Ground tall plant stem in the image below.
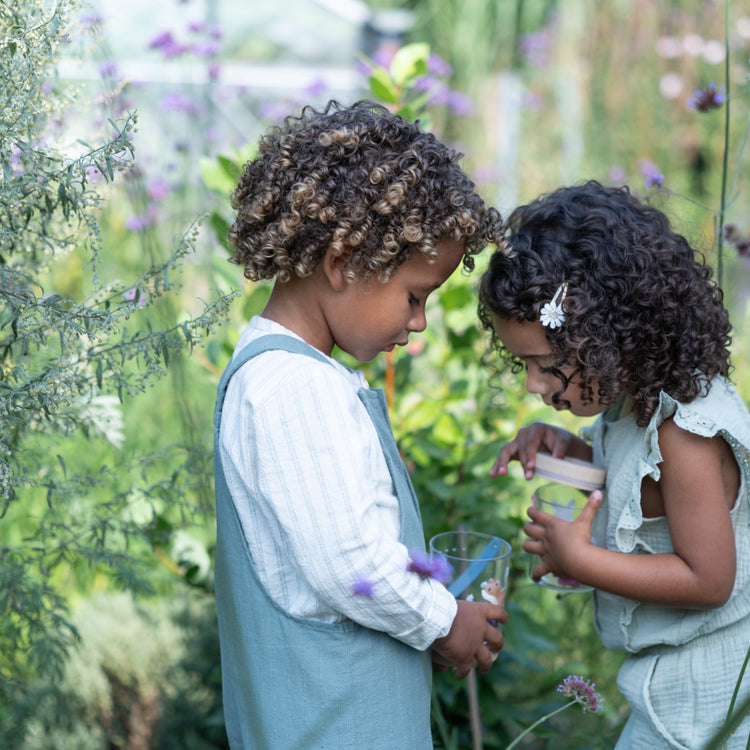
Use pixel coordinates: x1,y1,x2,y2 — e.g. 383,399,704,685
505,701,576,750
717,0,731,288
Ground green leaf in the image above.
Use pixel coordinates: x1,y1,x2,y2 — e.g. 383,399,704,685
369,68,399,104
389,43,430,86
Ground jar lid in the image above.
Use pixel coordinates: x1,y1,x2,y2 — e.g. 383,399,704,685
534,452,606,491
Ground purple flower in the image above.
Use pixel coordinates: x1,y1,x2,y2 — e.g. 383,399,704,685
191,40,220,58
125,214,152,232
639,159,664,190
149,31,188,58
303,78,328,98
519,31,552,68
146,177,170,202
159,92,203,116
427,54,452,77
557,675,604,713
407,550,453,585
98,60,118,78
352,576,375,598
724,224,750,255
688,82,726,112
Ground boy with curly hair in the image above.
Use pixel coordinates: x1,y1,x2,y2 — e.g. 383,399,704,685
213,100,506,749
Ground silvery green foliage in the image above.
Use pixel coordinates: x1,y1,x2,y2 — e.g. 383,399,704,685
0,0,233,700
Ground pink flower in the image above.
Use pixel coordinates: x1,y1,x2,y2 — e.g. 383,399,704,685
557,675,604,713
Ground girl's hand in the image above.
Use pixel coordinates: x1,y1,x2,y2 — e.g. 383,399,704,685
523,490,603,582
491,423,580,480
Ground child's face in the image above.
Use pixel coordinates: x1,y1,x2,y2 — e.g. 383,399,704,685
329,238,465,363
492,316,605,417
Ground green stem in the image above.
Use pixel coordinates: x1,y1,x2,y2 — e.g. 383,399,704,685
717,0,730,288
725,644,750,727
505,701,576,750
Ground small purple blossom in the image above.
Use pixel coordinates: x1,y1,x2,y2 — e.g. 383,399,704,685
639,159,664,190
519,31,552,68
407,550,453,585
146,177,170,202
149,30,189,58
688,82,726,112
159,92,203,116
724,224,750,255
98,60,118,78
557,675,604,713
191,39,220,58
352,576,375,598
427,53,452,77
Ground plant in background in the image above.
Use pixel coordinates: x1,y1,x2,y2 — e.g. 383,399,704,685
504,675,604,749
0,1,232,737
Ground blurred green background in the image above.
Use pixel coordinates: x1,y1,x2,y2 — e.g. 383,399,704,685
2,0,749,747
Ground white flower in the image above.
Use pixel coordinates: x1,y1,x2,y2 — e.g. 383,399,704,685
539,300,565,328
539,282,568,329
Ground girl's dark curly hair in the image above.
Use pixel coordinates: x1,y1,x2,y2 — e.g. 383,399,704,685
478,181,732,426
228,100,502,283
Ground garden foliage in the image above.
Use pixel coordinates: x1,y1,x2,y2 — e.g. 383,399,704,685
0,1,232,740
3,1,750,748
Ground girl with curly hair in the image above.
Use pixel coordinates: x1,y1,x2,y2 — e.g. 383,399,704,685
214,100,505,749
479,180,750,749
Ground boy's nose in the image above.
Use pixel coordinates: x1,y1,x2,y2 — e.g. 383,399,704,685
408,308,427,333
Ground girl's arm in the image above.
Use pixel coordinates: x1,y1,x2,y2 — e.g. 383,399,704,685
491,422,593,481
524,418,737,608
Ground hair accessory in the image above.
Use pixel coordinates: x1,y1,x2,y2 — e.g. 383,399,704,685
539,283,568,329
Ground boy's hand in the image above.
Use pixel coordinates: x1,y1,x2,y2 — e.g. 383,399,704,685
431,600,507,679
491,423,576,480
524,490,603,581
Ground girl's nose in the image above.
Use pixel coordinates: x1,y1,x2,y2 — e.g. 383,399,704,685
525,367,548,397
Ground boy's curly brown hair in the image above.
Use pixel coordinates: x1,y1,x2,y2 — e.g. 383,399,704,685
228,100,502,283
478,180,732,426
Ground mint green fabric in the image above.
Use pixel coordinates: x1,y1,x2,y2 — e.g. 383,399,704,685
586,377,750,748
213,335,432,749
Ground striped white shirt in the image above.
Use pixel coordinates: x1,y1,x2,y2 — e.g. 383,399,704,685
219,316,456,651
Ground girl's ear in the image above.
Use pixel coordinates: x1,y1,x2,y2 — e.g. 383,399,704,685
322,245,350,292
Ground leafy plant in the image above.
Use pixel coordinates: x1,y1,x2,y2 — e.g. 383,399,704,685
0,1,233,733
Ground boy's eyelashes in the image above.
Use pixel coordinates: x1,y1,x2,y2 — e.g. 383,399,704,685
409,294,421,307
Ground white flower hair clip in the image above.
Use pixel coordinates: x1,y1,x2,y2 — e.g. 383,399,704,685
539,282,568,329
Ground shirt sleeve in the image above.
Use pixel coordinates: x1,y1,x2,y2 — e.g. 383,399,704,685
221,352,456,651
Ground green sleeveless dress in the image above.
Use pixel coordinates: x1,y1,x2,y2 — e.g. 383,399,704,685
586,377,750,749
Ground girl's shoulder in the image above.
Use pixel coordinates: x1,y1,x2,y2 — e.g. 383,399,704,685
653,377,750,442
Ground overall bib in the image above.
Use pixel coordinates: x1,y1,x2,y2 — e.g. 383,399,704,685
213,334,433,749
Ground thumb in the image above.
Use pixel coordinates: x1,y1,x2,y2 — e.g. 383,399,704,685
579,489,603,524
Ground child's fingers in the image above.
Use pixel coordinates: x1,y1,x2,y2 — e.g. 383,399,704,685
490,441,519,477
578,490,604,526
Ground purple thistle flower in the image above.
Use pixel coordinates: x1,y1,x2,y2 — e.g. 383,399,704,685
687,82,726,112
352,576,375,598
557,675,604,713
407,549,453,585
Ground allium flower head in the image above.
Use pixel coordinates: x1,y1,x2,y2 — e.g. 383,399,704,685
407,549,453,585
557,675,604,713
688,82,726,112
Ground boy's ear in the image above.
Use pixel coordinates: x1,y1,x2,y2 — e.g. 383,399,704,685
322,245,350,291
